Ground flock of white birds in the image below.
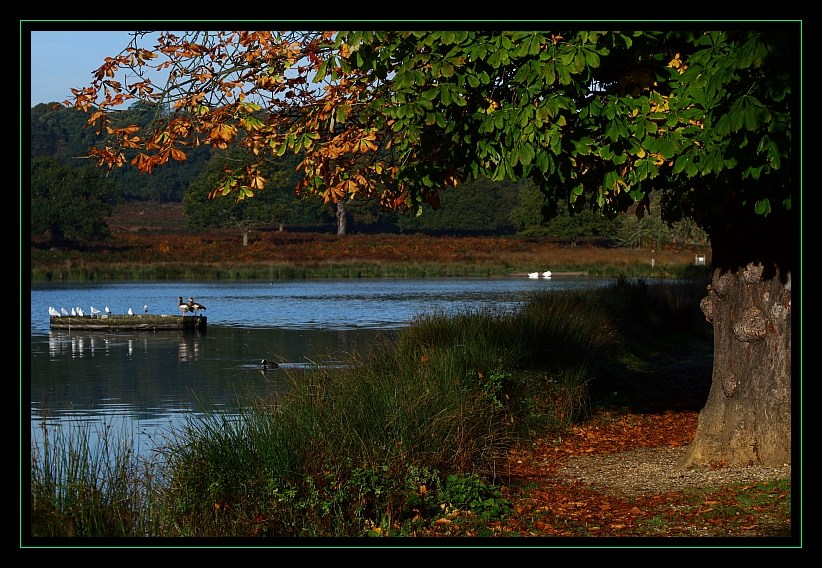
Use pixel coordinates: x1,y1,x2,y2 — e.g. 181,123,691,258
49,297,208,318
48,304,149,318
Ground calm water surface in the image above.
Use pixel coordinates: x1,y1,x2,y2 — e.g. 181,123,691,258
29,277,610,458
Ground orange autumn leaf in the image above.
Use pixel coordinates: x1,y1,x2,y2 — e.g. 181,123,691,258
354,132,378,153
247,171,267,190
206,123,237,148
131,153,152,171
170,148,187,161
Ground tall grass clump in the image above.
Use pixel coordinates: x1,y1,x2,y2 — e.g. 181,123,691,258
30,419,159,537
153,338,515,537
399,293,619,439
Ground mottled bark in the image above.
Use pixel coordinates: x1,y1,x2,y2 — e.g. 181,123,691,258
681,211,794,468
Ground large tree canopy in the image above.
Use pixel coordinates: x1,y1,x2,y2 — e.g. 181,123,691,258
66,27,798,467
69,30,792,231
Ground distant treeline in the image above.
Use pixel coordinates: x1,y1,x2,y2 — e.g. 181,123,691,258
30,102,707,247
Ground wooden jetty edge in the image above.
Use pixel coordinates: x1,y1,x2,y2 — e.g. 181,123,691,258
49,314,207,332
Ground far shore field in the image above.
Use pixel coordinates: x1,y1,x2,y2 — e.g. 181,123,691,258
31,202,712,281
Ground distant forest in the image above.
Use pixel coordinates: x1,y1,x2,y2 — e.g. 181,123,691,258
30,101,708,247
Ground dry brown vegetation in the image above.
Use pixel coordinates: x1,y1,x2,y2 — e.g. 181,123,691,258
32,202,711,280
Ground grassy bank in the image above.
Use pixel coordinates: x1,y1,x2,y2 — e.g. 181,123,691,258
29,278,752,539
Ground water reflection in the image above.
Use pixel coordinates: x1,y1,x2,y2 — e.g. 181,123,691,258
32,327,395,422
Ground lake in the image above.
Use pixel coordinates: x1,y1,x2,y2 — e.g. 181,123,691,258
29,277,612,459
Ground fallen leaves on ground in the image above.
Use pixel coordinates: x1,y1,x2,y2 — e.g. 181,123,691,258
417,410,792,539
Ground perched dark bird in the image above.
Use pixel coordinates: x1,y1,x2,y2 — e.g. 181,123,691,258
178,297,192,316
188,297,207,315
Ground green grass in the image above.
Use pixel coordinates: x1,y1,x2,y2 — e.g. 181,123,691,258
630,479,792,537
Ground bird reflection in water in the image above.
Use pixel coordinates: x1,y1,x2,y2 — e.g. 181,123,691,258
178,337,201,362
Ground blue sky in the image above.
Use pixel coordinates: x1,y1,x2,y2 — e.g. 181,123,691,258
28,30,159,107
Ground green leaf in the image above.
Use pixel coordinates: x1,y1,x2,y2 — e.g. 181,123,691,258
672,153,689,175
273,141,287,157
686,160,699,177
535,150,549,174
549,130,563,155
519,143,535,166
573,137,595,155
583,48,600,68
754,198,771,215
543,62,556,86
742,95,771,131
440,86,451,105
527,34,543,56
491,162,506,181
505,157,516,179
557,64,571,85
421,89,439,101
727,99,745,132
633,159,656,182
603,170,617,189
659,135,676,160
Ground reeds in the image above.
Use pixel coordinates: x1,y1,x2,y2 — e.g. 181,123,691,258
30,418,161,537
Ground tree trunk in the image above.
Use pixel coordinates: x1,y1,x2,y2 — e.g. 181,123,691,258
336,201,347,236
681,211,793,468
242,228,249,246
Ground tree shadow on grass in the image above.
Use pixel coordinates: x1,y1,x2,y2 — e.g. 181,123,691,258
589,336,714,415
